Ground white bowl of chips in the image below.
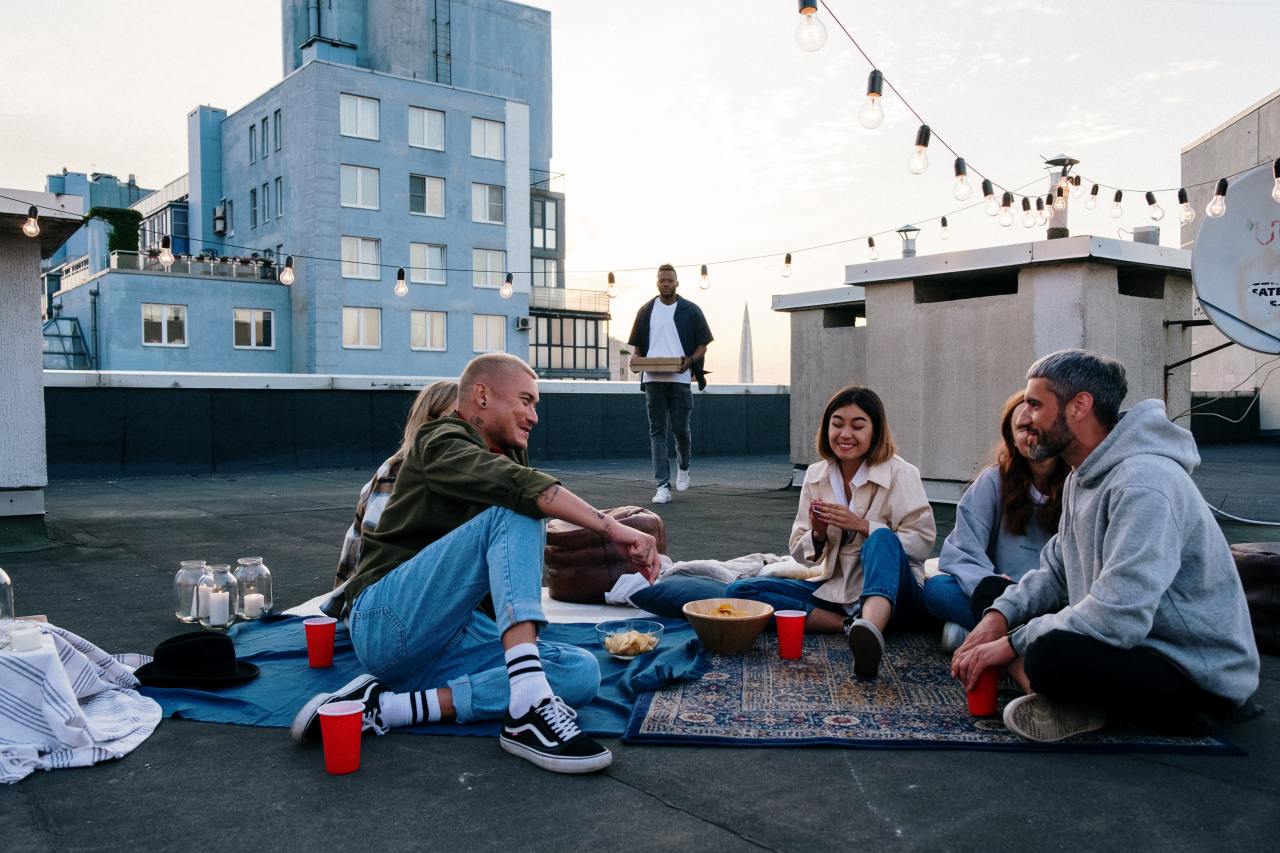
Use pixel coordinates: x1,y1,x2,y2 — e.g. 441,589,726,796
595,619,664,660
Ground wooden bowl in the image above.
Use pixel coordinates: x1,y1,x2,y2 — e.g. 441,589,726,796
682,598,775,655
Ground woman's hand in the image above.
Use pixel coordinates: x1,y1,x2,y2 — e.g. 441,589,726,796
810,499,870,536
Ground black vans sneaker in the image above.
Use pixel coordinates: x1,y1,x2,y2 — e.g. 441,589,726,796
290,673,390,744
500,696,613,773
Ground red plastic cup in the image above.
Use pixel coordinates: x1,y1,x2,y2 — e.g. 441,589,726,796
967,667,1000,716
317,700,364,774
775,610,806,660
304,616,337,668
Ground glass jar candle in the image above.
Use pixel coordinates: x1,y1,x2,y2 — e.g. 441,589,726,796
234,557,273,620
174,560,208,623
198,565,238,630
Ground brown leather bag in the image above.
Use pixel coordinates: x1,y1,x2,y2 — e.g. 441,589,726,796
544,506,667,603
1232,542,1280,656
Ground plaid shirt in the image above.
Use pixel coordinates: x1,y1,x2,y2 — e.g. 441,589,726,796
334,455,402,589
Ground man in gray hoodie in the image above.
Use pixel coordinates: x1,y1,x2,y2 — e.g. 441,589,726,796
952,349,1260,742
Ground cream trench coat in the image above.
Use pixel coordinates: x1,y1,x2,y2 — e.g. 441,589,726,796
789,456,936,606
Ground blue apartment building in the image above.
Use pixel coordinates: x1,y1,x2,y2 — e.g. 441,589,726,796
48,0,609,379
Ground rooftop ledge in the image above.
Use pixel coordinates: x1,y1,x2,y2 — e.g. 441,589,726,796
772,235,1191,312
43,370,788,395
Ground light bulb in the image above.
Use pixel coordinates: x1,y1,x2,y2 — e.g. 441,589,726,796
867,237,879,260
279,256,295,285
1205,178,1228,218
908,125,931,174
159,235,174,268
395,268,409,297
607,271,617,298
983,179,999,216
1085,184,1099,210
500,272,514,299
940,216,951,240
1110,190,1124,219
781,252,792,278
699,264,710,289
1145,191,1165,221
1070,176,1083,200
1273,160,1280,203
999,192,1014,227
951,158,972,200
1177,189,1195,225
795,8,827,52
22,205,39,238
1054,187,1067,211
1036,197,1049,226
1021,198,1035,227
858,70,885,129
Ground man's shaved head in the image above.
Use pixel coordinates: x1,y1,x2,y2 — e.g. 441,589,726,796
459,353,537,396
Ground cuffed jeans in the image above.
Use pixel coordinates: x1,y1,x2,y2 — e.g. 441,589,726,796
348,507,600,723
725,528,925,627
922,574,1015,630
644,381,693,486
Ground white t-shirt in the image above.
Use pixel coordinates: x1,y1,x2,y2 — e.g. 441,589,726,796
642,299,691,384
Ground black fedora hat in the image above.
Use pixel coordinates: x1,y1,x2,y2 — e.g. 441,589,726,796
135,632,259,688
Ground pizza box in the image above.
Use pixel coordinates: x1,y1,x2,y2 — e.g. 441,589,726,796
630,356,684,371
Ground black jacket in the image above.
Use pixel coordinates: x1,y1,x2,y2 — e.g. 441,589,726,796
627,295,714,389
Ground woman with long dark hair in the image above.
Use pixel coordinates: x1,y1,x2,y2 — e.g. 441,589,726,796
923,391,1068,649
726,385,935,678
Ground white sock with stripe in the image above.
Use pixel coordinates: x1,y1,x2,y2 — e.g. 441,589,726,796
377,688,441,727
505,642,553,718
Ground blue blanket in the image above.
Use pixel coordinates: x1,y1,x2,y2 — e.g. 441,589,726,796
141,614,706,737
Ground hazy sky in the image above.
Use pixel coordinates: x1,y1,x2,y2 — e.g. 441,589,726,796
4,0,1278,383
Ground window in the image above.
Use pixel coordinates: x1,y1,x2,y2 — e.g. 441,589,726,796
274,177,283,218
471,183,505,224
250,188,258,228
532,258,557,288
409,107,445,150
341,165,379,209
411,310,447,351
341,236,381,279
249,124,257,164
273,109,281,150
262,182,271,221
470,118,504,160
472,248,506,288
409,174,444,217
340,93,379,140
142,303,187,346
342,307,381,349
233,308,274,349
473,314,505,353
410,242,446,284
532,197,557,250
261,117,269,158
226,199,235,235
531,316,608,373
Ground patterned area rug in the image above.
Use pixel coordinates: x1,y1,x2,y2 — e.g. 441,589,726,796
624,633,1241,754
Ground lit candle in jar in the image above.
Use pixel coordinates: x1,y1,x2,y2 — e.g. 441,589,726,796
207,590,230,626
198,586,211,619
243,593,265,618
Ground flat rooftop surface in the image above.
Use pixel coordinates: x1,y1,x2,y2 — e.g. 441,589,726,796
3,447,1278,852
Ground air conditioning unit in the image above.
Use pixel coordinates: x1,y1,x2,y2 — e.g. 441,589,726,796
514,316,532,331
213,202,227,235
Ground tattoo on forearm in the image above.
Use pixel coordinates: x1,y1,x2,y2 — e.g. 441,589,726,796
593,510,605,521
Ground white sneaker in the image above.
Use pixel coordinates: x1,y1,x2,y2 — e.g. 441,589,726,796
1003,693,1105,743
940,622,969,654
652,485,672,504
675,469,690,491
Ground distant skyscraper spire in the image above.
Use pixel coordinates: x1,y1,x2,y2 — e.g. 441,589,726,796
739,302,754,384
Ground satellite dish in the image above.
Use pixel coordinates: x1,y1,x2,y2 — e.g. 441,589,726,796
1190,162,1280,354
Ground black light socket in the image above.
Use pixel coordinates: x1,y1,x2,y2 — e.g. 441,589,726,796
866,69,884,98
914,125,931,148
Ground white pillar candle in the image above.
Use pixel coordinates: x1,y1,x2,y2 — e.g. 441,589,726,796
207,590,230,626
243,593,265,618
198,586,211,619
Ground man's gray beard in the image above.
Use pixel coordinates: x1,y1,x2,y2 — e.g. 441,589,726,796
1028,412,1072,461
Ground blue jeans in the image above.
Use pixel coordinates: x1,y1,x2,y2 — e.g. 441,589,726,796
644,381,693,486
349,507,600,723
725,529,924,626
922,574,977,629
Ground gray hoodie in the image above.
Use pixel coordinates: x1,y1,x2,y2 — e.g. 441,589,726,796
991,399,1260,706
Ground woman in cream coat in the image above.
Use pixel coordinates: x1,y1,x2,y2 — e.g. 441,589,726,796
727,386,935,677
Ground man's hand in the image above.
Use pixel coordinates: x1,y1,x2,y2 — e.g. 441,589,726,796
609,524,661,582
678,356,691,373
952,637,1017,691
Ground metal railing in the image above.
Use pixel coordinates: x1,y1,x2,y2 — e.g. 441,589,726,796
528,286,610,314
109,251,284,283
58,254,92,290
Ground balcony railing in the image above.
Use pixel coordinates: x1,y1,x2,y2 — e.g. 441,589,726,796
528,286,610,315
58,254,92,290
109,251,284,283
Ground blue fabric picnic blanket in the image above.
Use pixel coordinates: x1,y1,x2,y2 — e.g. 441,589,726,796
141,614,705,737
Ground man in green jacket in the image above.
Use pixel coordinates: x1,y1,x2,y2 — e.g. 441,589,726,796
292,353,660,773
